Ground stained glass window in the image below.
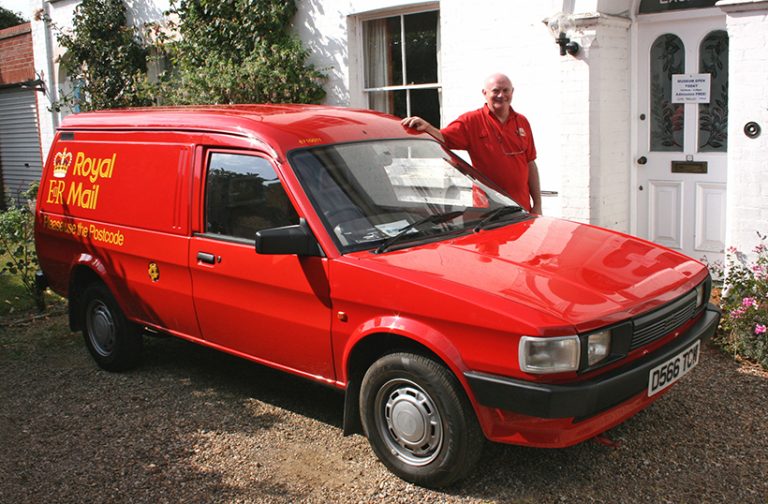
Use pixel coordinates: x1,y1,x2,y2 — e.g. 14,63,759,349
650,34,685,152
698,30,728,152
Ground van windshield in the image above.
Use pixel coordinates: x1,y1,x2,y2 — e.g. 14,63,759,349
289,139,527,253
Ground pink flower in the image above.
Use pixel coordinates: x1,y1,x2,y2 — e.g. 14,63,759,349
728,246,738,254
755,324,767,335
742,297,757,308
730,307,746,319
755,243,767,254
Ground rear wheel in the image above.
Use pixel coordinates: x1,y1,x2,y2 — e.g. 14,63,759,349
359,352,484,488
81,283,142,371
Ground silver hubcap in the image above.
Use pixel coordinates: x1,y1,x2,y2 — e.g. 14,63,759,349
375,378,443,466
86,300,116,357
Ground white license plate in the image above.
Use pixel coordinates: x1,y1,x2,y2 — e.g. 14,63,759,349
647,340,700,397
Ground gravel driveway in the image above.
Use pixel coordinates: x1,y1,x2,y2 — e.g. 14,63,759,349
1,311,766,503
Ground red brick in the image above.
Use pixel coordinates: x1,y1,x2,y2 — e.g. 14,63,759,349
0,24,34,85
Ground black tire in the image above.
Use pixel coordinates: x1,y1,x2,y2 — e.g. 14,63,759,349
81,282,142,371
359,352,485,488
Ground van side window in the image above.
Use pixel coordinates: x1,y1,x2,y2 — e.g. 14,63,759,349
205,153,299,239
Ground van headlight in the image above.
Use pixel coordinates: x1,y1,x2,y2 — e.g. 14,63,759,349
519,330,613,374
519,335,580,373
587,330,611,366
695,282,706,308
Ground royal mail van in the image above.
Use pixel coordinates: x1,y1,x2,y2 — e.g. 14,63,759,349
35,105,720,487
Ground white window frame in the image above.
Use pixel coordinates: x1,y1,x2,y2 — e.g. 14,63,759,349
350,3,441,119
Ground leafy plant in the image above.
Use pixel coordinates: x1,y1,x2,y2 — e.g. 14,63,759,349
0,6,26,29
42,0,153,111
158,0,326,105
710,233,768,369
0,183,45,311
41,0,326,110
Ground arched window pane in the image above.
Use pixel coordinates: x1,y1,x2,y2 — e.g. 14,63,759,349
650,34,685,152
699,30,728,152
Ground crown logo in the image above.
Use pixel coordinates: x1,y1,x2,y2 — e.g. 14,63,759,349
53,148,72,178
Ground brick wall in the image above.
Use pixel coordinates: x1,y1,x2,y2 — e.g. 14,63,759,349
0,23,34,85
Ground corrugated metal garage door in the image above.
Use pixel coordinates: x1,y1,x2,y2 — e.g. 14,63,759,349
0,87,43,205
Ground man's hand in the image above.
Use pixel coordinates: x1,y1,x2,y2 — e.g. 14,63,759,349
401,116,445,142
401,116,429,131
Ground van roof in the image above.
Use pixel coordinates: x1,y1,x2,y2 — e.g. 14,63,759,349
58,104,423,151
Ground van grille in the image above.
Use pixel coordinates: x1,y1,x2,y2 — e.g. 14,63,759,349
630,291,697,350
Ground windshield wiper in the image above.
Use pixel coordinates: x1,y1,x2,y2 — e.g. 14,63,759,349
473,205,524,232
374,210,465,254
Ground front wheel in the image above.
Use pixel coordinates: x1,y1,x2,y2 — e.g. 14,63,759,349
359,352,484,488
81,283,142,371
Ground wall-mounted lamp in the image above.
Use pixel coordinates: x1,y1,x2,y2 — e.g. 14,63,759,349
547,12,579,56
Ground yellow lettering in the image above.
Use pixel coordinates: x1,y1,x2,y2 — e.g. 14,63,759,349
84,158,95,183
88,224,125,246
46,180,65,204
72,152,85,176
67,181,84,206
71,151,117,184
97,157,109,182
66,182,99,210
81,184,98,209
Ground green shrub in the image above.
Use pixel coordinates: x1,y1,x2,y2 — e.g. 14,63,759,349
42,0,326,110
159,0,326,105
43,0,152,112
0,6,26,29
0,183,45,312
710,233,768,369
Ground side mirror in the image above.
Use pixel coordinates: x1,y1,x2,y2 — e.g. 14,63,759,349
255,219,322,256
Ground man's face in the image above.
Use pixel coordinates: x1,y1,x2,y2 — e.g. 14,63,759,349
482,76,513,115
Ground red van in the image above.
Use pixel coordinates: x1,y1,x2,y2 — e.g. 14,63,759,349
35,105,720,487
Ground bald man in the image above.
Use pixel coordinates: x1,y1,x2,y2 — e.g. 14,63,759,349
402,73,542,214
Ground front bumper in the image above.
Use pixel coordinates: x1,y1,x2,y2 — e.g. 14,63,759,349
464,304,721,420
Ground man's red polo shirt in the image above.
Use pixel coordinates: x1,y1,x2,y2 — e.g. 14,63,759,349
440,105,537,211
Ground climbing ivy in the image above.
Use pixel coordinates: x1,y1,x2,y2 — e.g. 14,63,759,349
158,0,326,104
47,0,153,111
43,0,326,110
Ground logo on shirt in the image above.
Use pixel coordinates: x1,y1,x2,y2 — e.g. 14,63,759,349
518,128,526,137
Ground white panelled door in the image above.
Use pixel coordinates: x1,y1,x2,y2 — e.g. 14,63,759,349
636,12,728,265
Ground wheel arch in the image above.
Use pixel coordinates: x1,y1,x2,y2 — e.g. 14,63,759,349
341,320,476,437
67,254,116,331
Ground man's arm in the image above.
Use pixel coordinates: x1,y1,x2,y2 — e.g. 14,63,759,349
401,116,445,142
528,160,542,215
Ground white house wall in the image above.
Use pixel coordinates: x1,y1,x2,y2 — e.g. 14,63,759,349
720,0,768,261
559,13,632,230
294,0,354,107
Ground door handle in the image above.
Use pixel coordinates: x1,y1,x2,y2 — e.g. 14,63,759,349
197,252,216,264
637,156,647,165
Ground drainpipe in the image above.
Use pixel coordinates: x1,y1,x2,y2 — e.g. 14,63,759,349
41,0,59,131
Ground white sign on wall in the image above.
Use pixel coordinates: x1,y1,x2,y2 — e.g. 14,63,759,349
672,74,711,103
